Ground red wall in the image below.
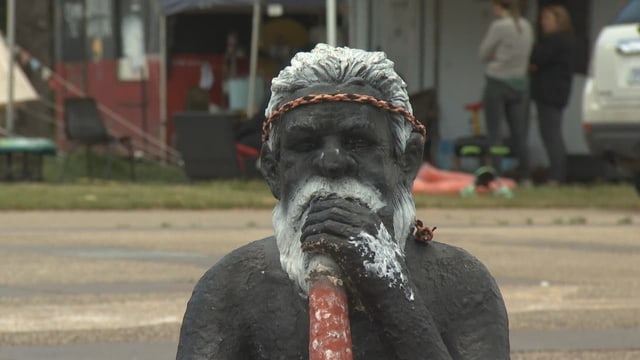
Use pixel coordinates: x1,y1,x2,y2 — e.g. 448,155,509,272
165,54,249,145
55,59,162,155
56,54,248,152
165,54,225,146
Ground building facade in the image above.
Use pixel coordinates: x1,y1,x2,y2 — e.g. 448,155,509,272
39,0,623,169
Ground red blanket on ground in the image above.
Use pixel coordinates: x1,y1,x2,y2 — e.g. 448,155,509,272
412,163,516,195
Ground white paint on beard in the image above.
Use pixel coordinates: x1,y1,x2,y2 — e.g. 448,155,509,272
272,177,416,295
350,224,415,301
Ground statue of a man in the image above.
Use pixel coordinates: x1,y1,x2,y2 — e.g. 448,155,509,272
177,44,510,359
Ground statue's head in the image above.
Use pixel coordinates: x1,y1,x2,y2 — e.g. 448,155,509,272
259,44,426,292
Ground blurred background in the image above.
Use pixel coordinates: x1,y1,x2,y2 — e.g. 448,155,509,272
0,0,633,183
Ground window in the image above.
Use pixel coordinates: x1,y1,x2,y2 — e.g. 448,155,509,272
116,0,146,65
613,0,640,25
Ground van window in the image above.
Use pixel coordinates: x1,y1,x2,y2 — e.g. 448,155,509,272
613,0,640,25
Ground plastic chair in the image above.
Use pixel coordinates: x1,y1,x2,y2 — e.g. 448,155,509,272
60,97,135,180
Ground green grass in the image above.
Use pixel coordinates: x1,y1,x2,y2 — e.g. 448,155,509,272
0,153,637,210
0,181,636,210
42,152,189,184
414,184,639,210
0,181,277,210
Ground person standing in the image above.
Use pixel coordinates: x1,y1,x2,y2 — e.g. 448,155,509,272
530,4,575,185
479,0,534,184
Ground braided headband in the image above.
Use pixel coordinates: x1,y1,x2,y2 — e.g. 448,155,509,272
261,93,426,142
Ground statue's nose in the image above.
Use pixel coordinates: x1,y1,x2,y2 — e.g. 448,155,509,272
313,144,356,179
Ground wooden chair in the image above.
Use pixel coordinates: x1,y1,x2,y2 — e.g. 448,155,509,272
60,97,135,180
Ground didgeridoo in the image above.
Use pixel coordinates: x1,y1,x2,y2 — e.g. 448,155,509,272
307,256,353,360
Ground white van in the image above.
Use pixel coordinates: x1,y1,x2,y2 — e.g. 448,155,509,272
582,0,640,192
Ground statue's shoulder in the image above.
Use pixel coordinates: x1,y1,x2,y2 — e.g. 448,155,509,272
406,241,509,355
191,236,287,297
179,237,299,358
215,236,280,270
407,239,490,270
406,240,502,298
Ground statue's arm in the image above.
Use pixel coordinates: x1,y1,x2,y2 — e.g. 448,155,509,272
442,285,510,360
360,246,510,360
299,198,509,358
300,199,452,358
176,265,247,360
343,260,454,359
429,250,511,360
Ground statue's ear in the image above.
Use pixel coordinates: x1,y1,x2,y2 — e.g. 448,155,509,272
400,132,425,183
259,143,281,200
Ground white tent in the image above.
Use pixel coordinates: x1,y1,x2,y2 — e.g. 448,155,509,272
2,0,39,135
0,34,38,106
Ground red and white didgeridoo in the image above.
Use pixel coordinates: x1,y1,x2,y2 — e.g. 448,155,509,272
307,256,353,360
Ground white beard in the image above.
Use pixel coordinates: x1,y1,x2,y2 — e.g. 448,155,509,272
272,177,416,294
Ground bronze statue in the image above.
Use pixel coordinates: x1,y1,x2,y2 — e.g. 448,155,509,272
177,44,510,359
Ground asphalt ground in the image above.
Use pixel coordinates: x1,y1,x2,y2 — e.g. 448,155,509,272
0,208,639,359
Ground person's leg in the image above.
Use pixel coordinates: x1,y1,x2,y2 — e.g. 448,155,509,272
536,101,567,183
482,78,506,173
504,89,530,182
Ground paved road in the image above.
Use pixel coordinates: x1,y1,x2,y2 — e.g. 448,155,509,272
0,209,638,359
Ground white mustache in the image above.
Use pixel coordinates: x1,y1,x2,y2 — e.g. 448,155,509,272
288,177,385,219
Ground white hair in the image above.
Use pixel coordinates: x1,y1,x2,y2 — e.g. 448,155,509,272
264,44,414,154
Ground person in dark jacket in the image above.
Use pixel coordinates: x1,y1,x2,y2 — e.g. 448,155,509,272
529,4,575,184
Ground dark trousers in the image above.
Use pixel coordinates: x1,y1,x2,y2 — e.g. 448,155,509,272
535,101,567,182
482,77,530,181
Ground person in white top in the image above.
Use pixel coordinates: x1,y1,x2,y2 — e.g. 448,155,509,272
479,0,534,185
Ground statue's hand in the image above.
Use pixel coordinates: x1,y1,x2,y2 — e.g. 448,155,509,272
300,197,454,360
300,196,413,300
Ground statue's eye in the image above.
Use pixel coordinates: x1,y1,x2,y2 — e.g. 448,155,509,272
344,136,373,150
288,139,319,152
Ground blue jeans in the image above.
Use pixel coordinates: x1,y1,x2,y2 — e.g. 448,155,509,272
482,77,530,181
